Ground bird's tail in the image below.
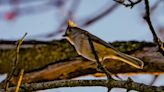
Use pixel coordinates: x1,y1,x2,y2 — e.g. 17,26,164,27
110,52,144,69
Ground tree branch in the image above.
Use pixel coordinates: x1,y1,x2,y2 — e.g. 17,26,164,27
1,79,164,92
4,33,27,91
114,0,142,8
82,3,119,26
87,34,112,79
0,40,164,85
143,0,164,55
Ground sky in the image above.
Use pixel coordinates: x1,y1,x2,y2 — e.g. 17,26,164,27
0,0,155,42
0,0,163,92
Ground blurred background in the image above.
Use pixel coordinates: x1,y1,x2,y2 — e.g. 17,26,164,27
0,0,164,92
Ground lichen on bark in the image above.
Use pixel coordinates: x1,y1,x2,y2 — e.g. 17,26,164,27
0,39,156,75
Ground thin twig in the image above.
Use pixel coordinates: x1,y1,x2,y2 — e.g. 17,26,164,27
15,69,24,92
114,0,142,8
87,34,112,79
87,34,113,92
4,33,27,91
149,75,158,86
31,1,118,38
0,40,56,45
150,0,163,13
82,3,119,26
143,0,164,55
46,0,81,37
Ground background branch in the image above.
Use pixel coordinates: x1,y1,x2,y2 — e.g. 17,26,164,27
82,3,119,26
143,0,164,55
114,0,142,8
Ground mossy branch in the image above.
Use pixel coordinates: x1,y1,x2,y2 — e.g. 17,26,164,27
0,40,163,84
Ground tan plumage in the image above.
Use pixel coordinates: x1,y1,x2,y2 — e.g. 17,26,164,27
63,21,144,69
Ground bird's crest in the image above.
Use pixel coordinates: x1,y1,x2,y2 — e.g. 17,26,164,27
68,20,77,27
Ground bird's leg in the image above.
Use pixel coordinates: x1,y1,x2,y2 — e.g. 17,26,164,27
101,57,122,80
96,57,105,72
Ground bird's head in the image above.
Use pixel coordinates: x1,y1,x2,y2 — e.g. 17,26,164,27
63,20,79,38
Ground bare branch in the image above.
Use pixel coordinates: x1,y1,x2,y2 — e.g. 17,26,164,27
15,69,24,92
82,3,119,26
4,33,27,91
87,33,112,79
114,0,142,8
32,1,118,38
1,79,164,92
150,0,163,13
149,75,158,86
45,0,81,37
143,0,164,55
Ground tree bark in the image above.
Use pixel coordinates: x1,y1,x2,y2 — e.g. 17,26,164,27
0,39,164,84
1,80,164,92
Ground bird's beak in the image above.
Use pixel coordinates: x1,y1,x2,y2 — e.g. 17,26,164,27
63,26,69,37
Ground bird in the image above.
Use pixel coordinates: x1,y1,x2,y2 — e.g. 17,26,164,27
63,20,144,69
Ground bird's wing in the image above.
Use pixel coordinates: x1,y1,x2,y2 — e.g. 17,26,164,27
81,28,144,69
81,28,121,52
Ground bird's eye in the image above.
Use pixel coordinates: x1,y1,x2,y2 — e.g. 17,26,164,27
68,29,72,32
67,29,73,34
